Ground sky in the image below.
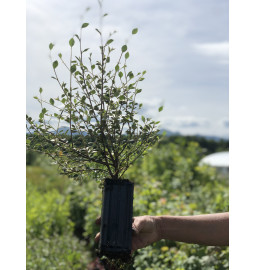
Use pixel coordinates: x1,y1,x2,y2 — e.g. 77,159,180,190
26,0,229,138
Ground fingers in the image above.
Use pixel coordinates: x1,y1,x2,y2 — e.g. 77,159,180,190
95,217,101,243
95,216,101,225
95,232,100,243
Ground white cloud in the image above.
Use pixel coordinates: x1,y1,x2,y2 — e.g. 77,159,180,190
193,41,229,64
161,116,209,128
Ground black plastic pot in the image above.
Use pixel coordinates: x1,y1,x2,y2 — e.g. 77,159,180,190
99,178,134,260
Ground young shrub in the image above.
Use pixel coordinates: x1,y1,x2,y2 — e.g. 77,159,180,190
26,20,162,182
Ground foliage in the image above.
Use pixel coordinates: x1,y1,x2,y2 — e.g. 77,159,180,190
26,183,73,238
26,155,70,193
26,16,161,181
27,137,228,269
26,233,90,270
26,179,92,269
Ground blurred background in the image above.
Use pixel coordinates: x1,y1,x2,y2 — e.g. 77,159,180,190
26,0,229,269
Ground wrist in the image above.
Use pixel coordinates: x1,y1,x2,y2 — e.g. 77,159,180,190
153,216,164,241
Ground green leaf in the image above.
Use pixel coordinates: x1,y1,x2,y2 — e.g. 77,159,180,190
127,72,134,79
82,23,89,28
125,52,129,59
49,43,54,50
142,116,145,122
158,106,164,112
39,88,43,94
115,65,119,72
106,39,113,45
121,45,127,52
42,108,47,114
53,60,58,69
118,71,123,78
69,38,75,47
119,95,125,101
132,28,138,35
58,53,62,58
50,98,54,105
70,65,76,73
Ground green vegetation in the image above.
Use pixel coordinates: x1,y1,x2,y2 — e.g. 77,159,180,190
26,136,229,269
26,18,161,181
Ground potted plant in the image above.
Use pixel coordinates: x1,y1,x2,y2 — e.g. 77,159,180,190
26,14,162,265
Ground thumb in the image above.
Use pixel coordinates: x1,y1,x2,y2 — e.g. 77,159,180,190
95,232,100,243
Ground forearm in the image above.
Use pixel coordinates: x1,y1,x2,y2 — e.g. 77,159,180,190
155,212,229,246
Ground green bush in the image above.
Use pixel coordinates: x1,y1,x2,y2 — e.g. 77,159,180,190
26,233,90,270
26,158,70,194
26,183,72,238
66,180,102,242
126,142,229,269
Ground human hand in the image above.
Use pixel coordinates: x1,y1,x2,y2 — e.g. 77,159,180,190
95,215,161,252
131,215,161,251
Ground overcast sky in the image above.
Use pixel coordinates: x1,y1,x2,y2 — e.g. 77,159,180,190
27,0,229,138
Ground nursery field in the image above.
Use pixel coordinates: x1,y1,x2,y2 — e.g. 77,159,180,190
26,136,229,270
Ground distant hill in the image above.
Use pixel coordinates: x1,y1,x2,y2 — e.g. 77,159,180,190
158,129,228,141
54,126,87,136
194,134,228,142
158,129,181,137
32,126,228,142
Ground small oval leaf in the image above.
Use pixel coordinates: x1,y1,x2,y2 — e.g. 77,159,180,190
70,64,76,73
53,60,58,69
132,28,138,35
106,39,114,45
69,38,75,47
82,23,89,28
158,106,164,112
49,43,54,50
121,45,127,52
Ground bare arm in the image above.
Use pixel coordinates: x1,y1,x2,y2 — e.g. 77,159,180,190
95,212,229,251
131,213,229,251
155,212,229,246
